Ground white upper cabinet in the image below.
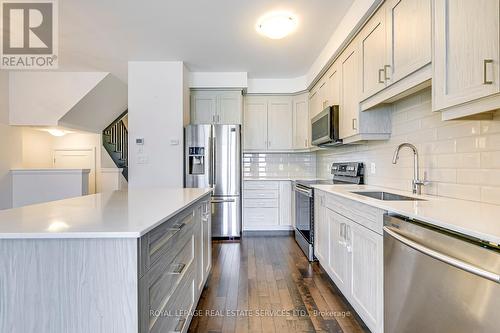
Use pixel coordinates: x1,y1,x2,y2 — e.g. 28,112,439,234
324,63,340,108
243,97,268,151
339,42,361,139
191,90,242,124
359,6,387,100
267,97,293,150
243,96,294,151
217,91,243,124
433,0,500,115
292,93,310,150
191,91,217,124
385,0,431,85
359,0,432,111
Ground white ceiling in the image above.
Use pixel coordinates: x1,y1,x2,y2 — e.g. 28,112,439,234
59,0,354,82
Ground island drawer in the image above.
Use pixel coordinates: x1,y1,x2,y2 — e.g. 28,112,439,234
148,261,195,333
138,203,200,278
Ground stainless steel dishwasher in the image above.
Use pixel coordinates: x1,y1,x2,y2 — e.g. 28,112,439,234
384,214,500,333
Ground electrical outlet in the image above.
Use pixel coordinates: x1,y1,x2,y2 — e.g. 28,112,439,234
370,162,376,174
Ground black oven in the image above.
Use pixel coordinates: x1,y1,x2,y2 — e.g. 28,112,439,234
311,105,342,147
293,162,364,262
294,183,314,261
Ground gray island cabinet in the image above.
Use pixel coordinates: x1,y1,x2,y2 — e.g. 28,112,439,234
0,188,212,333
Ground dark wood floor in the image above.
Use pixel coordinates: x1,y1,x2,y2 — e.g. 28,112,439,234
188,236,369,333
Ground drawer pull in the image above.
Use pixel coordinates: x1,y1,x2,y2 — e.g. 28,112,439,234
173,317,186,332
170,263,186,274
483,59,494,84
378,68,385,83
172,212,194,230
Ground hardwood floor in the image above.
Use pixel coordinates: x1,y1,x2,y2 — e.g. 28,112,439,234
188,236,369,333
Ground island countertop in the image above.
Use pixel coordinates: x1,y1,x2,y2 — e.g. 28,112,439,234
0,188,212,239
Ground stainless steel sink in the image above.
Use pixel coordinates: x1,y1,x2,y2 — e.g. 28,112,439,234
352,191,425,201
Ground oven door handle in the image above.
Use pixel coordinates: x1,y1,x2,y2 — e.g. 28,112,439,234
294,185,313,198
384,226,500,284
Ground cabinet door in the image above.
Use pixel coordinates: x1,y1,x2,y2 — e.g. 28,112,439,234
195,213,204,293
309,90,319,119
191,91,217,124
292,94,310,149
359,7,387,100
386,0,431,84
347,220,383,333
339,43,360,139
202,202,211,279
267,98,293,150
324,64,340,107
434,0,500,110
217,91,242,124
328,210,350,296
313,192,328,263
243,97,268,150
279,181,292,227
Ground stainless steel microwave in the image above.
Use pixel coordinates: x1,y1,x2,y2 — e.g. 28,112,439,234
311,106,342,147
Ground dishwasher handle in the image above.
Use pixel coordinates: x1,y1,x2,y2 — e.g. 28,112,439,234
384,226,500,284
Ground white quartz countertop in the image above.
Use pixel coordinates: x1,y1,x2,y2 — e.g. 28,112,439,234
0,188,212,239
312,184,500,245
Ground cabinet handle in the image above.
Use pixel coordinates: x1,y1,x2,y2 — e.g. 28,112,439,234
346,225,352,253
217,114,221,123
173,318,186,332
170,262,186,274
352,118,357,130
304,139,308,148
378,68,385,83
484,59,494,85
339,223,346,246
384,65,391,81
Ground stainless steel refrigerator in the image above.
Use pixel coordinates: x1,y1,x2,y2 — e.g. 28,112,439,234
184,124,241,238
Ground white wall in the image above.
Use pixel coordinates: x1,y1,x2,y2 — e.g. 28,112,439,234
9,72,107,126
317,89,500,204
0,72,22,210
128,61,189,188
21,128,115,193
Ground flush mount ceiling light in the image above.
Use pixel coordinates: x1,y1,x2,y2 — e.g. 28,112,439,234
256,11,298,39
47,129,67,137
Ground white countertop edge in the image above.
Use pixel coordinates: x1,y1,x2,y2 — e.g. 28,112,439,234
11,168,91,174
0,232,142,239
0,188,213,240
312,185,500,245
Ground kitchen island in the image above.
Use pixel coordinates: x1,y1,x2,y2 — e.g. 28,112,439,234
0,188,212,333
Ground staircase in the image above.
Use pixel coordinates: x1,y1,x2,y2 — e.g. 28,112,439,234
103,111,128,181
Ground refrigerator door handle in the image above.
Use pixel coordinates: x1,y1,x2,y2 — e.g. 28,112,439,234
208,136,213,186
211,198,236,203
212,136,217,186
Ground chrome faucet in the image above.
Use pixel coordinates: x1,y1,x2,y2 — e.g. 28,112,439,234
392,143,426,195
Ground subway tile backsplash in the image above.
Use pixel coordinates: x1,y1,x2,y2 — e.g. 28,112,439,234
243,153,316,178
316,88,500,204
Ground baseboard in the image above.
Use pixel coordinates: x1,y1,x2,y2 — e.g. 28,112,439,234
242,230,294,237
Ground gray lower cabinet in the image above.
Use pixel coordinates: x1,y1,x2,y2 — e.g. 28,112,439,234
139,197,211,333
0,194,212,333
